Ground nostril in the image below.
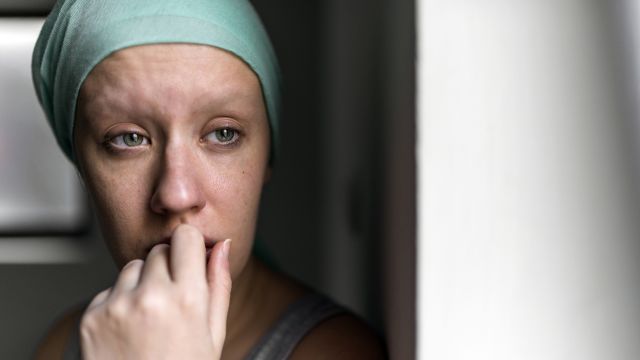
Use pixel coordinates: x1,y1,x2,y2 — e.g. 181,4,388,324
150,190,206,215
149,170,206,215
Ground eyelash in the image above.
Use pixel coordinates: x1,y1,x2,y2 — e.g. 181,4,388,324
103,128,242,153
203,127,241,146
104,132,150,152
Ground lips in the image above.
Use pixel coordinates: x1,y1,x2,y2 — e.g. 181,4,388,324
145,235,217,255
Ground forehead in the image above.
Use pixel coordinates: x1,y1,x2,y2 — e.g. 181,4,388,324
92,43,256,81
79,43,261,116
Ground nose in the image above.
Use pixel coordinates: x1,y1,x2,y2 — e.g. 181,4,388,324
149,144,206,216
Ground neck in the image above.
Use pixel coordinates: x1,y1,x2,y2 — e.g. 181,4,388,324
225,255,263,343
219,254,309,358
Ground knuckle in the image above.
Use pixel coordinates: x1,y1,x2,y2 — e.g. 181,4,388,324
122,258,144,271
177,291,203,310
133,289,166,314
79,311,97,333
118,262,142,281
149,243,170,255
89,287,111,307
79,320,95,342
104,297,128,319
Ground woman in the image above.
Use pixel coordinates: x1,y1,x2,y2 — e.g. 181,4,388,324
31,0,386,359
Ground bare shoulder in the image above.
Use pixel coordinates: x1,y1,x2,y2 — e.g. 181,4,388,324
34,304,86,360
290,313,387,360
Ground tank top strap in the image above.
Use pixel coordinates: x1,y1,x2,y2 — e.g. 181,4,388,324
244,293,348,360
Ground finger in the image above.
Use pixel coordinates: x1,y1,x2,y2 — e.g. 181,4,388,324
111,259,144,296
87,287,111,310
170,224,206,285
139,243,172,286
207,239,232,344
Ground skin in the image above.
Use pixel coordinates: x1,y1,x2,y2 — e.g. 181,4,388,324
35,43,387,360
74,43,274,359
74,44,269,278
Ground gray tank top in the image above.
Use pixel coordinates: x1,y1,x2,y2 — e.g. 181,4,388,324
63,293,347,360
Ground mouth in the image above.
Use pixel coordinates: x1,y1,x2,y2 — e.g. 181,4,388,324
145,235,217,257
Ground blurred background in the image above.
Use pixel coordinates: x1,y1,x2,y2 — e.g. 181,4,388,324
0,0,414,359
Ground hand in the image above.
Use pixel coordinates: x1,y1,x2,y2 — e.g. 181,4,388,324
79,224,232,360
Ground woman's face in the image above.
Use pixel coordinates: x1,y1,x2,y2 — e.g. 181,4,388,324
74,44,270,279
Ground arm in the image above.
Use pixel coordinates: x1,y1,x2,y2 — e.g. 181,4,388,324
34,305,84,360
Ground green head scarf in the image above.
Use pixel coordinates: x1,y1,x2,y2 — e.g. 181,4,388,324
32,0,281,163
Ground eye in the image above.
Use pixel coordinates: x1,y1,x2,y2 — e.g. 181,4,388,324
205,128,239,145
108,132,150,148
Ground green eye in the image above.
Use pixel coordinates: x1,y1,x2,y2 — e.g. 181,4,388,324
123,133,144,146
108,132,149,149
213,128,237,143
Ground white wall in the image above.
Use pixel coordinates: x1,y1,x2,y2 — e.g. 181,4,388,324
418,1,640,359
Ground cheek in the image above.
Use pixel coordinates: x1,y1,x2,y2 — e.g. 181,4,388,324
198,137,269,276
208,162,266,278
76,132,268,271
82,161,152,263
220,174,261,217
204,139,268,221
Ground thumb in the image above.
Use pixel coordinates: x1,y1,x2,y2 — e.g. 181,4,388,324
207,239,232,347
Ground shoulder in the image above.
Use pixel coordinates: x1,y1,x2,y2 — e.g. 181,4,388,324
34,304,86,360
290,312,387,360
250,261,387,359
